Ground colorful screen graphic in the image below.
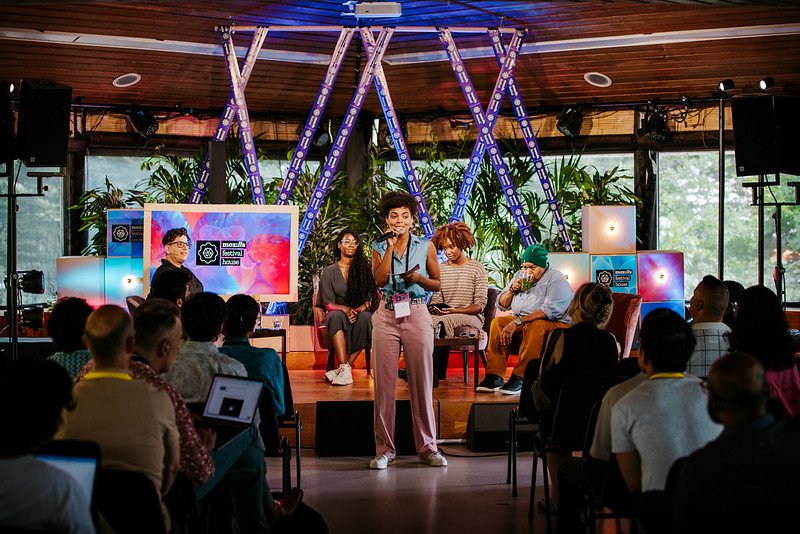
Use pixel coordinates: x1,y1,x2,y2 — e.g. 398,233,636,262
106,209,144,258
641,301,687,321
143,204,299,301
590,254,638,294
637,251,684,302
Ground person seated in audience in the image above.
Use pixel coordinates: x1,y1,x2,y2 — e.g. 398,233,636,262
729,284,800,418
317,227,377,386
527,281,619,512
721,279,744,329
46,296,94,379
162,292,247,404
57,305,180,531
611,309,722,534
670,351,800,533
148,267,192,308
0,359,95,533
150,227,203,298
477,243,573,395
686,275,730,378
426,221,488,386
220,294,285,416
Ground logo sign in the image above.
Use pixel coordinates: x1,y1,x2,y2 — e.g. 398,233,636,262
195,240,247,267
111,224,130,243
596,270,613,286
196,241,220,266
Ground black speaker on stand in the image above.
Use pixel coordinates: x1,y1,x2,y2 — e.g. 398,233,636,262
731,94,800,177
16,79,73,167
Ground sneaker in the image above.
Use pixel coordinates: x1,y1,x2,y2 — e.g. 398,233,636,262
476,374,505,392
331,363,353,386
498,374,524,395
421,451,448,467
369,453,395,469
325,364,342,383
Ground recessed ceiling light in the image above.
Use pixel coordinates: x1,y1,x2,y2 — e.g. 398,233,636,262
113,73,141,88
584,71,612,88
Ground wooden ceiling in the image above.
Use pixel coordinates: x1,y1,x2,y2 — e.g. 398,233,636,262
1,1,799,120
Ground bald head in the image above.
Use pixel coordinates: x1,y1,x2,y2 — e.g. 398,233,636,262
83,305,134,365
707,351,768,424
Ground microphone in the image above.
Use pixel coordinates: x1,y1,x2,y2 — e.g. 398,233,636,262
376,231,396,243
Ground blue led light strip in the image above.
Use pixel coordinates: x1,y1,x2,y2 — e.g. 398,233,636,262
276,28,355,206
191,26,268,204
438,28,536,246
487,29,573,251
297,27,394,253
361,29,433,238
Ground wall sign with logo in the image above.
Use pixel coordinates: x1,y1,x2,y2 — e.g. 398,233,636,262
590,254,638,294
107,209,144,258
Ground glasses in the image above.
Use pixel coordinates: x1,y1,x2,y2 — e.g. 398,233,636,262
340,239,359,246
168,241,190,250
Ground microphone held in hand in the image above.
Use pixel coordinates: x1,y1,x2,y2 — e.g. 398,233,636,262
376,231,396,243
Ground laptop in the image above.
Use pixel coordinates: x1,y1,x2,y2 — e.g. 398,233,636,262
36,439,101,506
200,374,264,450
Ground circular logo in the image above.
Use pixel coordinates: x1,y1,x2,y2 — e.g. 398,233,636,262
112,225,129,242
597,271,613,286
197,242,219,265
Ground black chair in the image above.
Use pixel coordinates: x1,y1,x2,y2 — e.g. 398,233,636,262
276,361,302,489
527,375,627,533
584,454,638,534
259,388,293,494
95,469,167,534
507,357,542,493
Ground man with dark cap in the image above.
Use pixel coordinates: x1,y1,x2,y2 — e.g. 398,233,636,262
477,244,573,394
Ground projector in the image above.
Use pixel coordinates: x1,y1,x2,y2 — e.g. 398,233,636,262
343,1,402,18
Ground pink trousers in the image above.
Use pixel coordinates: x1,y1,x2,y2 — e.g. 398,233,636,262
372,302,438,458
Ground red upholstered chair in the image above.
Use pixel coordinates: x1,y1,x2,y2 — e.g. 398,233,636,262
604,293,642,360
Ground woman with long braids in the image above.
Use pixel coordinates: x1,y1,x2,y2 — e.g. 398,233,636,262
317,227,378,386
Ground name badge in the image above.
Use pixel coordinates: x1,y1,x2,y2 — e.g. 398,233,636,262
392,292,411,318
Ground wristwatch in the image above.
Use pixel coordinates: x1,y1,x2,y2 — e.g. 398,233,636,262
514,316,523,326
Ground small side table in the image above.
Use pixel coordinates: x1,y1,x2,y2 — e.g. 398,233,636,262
251,328,288,365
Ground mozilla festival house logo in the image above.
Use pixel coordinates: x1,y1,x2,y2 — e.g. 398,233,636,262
196,240,247,266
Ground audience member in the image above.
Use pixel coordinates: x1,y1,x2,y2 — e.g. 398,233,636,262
729,284,800,417
686,275,730,377
148,267,192,307
317,227,377,386
220,294,285,415
162,292,247,404
427,221,488,386
0,359,95,533
477,244,573,395
670,351,800,533
611,309,722,533
46,297,94,379
57,305,180,530
722,279,744,329
370,191,446,469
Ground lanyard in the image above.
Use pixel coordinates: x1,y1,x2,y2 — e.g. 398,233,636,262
390,239,411,293
649,372,685,380
84,371,132,381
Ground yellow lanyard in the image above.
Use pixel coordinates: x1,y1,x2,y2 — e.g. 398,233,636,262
84,371,132,381
649,372,685,380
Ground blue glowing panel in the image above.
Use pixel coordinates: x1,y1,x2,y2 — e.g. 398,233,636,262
637,251,684,302
104,257,144,307
591,254,638,294
641,301,688,322
56,256,105,307
107,209,144,258
549,252,591,291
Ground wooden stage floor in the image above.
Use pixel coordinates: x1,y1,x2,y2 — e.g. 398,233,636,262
287,357,519,448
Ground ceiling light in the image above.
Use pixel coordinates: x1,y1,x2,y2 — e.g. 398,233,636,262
113,73,141,88
642,108,672,142
757,76,774,91
313,119,333,148
556,107,583,138
718,79,735,92
342,1,402,18
129,106,159,138
583,72,612,88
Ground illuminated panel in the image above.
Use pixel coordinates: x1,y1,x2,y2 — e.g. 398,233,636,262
56,256,105,307
106,209,144,258
581,205,636,254
637,250,684,302
104,257,144,307
641,301,687,321
591,254,638,295
548,252,591,291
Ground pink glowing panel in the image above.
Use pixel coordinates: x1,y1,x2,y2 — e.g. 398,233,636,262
56,256,105,308
548,252,591,291
637,251,684,302
581,205,636,254
143,203,299,302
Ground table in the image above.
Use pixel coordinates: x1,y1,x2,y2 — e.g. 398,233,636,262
251,328,287,365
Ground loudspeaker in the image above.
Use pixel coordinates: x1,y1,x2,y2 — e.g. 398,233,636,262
314,400,416,457
467,403,536,452
16,79,72,167
731,94,800,177
0,81,14,165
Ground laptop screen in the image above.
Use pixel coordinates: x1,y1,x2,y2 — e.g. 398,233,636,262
203,374,263,424
36,454,98,503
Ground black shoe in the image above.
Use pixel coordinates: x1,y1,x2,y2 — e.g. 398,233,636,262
498,374,523,395
476,374,504,392
398,368,408,382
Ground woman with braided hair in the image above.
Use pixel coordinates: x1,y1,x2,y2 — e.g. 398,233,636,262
317,227,378,386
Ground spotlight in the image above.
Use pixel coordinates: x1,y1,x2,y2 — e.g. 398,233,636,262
757,77,775,91
718,79,735,92
642,108,672,142
556,107,583,138
129,106,159,138
18,270,44,294
313,119,332,148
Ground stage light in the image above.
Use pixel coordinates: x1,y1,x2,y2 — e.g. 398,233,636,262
556,107,583,138
129,106,159,138
718,79,735,92
757,77,775,91
642,108,672,142
18,270,44,294
313,119,332,148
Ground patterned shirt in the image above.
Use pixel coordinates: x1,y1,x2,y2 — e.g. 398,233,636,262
687,322,731,378
75,358,215,485
162,340,247,404
47,349,92,380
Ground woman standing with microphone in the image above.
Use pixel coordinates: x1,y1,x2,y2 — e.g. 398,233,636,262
369,191,447,470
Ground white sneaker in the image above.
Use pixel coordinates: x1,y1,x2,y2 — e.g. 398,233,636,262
325,363,345,383
369,453,395,469
331,363,353,386
421,451,448,467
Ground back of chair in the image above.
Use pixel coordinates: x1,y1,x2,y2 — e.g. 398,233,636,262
311,287,332,351
125,295,145,315
604,293,642,359
483,287,500,334
96,469,167,534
